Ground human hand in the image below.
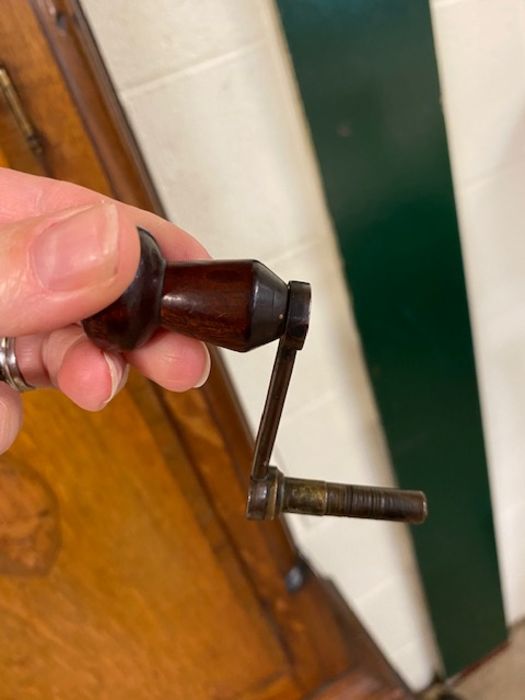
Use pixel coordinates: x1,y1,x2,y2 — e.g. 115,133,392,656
0,168,211,453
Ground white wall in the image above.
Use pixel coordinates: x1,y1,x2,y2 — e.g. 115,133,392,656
81,0,439,689
430,0,525,625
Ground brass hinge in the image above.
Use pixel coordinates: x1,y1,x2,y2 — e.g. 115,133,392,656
0,65,43,159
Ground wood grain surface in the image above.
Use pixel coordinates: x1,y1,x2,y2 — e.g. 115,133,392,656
0,0,108,190
2,377,298,699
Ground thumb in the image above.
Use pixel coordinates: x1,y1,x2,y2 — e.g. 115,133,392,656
0,202,140,337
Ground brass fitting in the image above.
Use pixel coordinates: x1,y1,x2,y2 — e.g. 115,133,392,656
246,466,427,523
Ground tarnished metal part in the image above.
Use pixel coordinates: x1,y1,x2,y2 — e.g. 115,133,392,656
246,279,428,524
284,560,309,593
282,475,427,522
0,65,43,159
251,281,310,481
246,466,284,520
247,466,427,523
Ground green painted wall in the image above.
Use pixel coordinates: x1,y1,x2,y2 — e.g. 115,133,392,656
277,0,506,676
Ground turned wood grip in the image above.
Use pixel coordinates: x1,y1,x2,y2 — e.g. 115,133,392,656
83,228,290,352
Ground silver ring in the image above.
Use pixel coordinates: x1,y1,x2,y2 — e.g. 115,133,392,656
0,337,35,392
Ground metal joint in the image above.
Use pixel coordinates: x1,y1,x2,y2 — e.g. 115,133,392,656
245,280,428,525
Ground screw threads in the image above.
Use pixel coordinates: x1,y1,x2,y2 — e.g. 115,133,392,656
247,468,427,523
281,477,427,523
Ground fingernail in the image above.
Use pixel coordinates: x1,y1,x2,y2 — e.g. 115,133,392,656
193,346,211,388
102,352,126,406
31,203,120,291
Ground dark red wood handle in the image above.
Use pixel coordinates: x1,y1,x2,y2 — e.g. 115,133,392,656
83,228,291,352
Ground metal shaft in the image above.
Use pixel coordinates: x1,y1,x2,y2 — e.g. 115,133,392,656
247,467,427,523
251,281,311,481
244,280,428,526
251,342,297,479
281,477,427,522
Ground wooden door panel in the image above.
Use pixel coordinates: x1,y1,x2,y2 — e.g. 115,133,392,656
1,377,297,699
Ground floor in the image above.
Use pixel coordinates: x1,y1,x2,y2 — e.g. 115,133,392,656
422,623,525,700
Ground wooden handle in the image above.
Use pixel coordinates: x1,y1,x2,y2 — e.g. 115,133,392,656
83,228,290,352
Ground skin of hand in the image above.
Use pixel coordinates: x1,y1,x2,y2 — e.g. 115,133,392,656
0,168,211,454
